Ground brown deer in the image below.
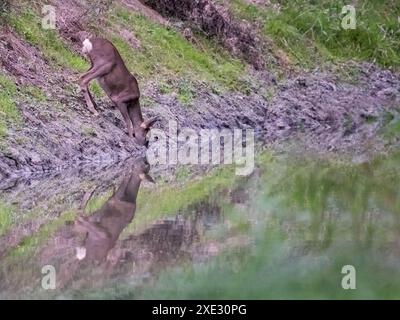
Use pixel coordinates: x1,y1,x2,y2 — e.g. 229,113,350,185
79,37,159,146
73,157,154,264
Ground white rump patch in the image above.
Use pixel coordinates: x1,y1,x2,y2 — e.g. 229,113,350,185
82,39,93,54
76,246,87,260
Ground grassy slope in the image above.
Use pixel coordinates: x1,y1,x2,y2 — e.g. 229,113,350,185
0,2,248,139
110,7,245,90
7,9,87,72
230,0,400,69
0,75,20,138
0,202,13,236
1,0,398,137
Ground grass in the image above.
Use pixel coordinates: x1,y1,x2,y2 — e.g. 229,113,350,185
20,85,47,103
89,82,106,99
0,203,13,236
175,166,191,182
7,209,76,258
7,10,87,72
0,75,20,138
380,109,400,142
230,0,400,69
176,79,195,105
158,81,174,95
384,119,400,140
109,7,245,91
0,73,49,138
84,189,113,214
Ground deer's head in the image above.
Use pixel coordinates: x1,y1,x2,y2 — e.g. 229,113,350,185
136,116,160,147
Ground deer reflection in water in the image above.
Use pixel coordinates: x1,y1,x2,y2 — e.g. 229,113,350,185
43,157,154,288
73,159,154,264
37,158,223,291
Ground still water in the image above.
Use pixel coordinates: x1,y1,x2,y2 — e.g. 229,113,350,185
1,151,400,299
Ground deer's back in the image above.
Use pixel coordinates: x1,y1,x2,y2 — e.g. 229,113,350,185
84,38,140,99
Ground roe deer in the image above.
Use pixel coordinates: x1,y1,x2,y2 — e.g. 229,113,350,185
80,37,159,146
74,157,154,264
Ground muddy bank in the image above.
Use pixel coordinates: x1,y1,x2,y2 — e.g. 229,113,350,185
1,61,399,180
264,63,400,154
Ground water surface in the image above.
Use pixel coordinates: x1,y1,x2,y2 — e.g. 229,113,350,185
1,151,400,299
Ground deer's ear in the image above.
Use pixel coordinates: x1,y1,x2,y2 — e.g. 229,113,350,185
141,116,160,129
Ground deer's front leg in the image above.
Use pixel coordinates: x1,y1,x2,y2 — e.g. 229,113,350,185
115,101,134,138
79,74,99,116
80,85,99,116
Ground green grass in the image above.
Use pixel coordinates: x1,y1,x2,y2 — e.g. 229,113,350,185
0,75,20,138
0,203,13,236
7,209,76,257
176,79,195,105
230,0,266,22
0,73,50,138
20,85,47,103
158,81,173,95
81,125,97,137
109,7,245,90
230,0,400,69
380,109,400,141
89,82,106,99
384,119,400,140
175,166,191,181
81,188,113,214
8,10,87,72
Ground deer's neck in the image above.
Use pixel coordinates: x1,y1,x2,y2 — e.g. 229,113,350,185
117,175,142,204
129,101,144,126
